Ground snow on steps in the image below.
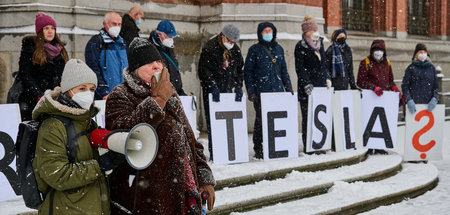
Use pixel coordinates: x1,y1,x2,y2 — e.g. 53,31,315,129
208,154,404,215
233,163,438,215
212,149,367,190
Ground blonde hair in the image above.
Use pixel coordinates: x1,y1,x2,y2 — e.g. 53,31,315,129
304,15,314,22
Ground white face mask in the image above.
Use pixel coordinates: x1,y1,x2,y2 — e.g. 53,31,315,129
418,53,428,62
311,31,321,40
162,37,174,48
223,42,234,50
108,26,121,38
71,90,94,110
373,50,384,61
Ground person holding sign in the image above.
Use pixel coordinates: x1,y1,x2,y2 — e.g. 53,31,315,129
357,39,401,155
294,16,332,152
13,12,69,121
32,59,122,214
106,38,215,214
198,24,244,160
244,22,293,159
402,43,439,114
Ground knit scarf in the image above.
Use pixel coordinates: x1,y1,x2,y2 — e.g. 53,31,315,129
302,34,321,52
218,36,234,70
331,42,347,78
184,151,198,215
44,42,62,59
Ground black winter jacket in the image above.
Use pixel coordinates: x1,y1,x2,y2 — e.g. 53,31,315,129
17,36,66,120
148,31,186,95
294,37,329,100
119,14,140,47
402,60,439,104
198,35,244,92
325,44,357,90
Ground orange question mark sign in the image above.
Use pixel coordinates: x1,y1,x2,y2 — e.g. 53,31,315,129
412,110,435,159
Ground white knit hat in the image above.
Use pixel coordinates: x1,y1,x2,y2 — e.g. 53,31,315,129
60,59,98,92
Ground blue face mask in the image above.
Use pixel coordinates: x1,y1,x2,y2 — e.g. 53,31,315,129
136,19,142,26
262,33,273,42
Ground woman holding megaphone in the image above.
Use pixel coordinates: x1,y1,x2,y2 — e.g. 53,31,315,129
105,37,215,215
32,59,124,214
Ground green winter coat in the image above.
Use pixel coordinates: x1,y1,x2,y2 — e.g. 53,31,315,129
32,87,110,215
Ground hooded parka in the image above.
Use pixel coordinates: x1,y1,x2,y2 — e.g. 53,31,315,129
402,59,439,104
105,68,215,215
32,87,109,215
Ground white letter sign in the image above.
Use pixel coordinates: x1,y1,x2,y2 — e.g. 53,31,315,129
306,87,333,153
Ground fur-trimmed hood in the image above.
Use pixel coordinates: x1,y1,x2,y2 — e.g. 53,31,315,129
32,87,99,120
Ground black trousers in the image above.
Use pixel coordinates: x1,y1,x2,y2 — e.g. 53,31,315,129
202,87,213,159
299,97,308,153
252,97,263,157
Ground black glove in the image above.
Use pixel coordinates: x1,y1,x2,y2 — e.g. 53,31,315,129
211,85,220,102
248,93,257,102
285,87,294,95
235,87,243,102
97,151,125,172
177,88,187,96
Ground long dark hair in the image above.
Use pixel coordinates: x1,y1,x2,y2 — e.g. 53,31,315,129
32,31,68,66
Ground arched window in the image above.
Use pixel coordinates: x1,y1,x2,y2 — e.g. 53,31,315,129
407,0,429,35
342,0,371,32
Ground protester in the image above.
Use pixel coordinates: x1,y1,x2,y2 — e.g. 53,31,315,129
85,12,128,100
105,38,215,215
198,24,244,160
357,39,401,155
402,43,439,114
244,22,293,159
32,59,123,214
294,16,331,153
148,20,187,95
119,5,144,46
15,12,68,121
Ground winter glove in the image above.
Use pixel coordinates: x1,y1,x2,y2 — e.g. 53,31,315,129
211,85,220,102
248,93,257,103
199,185,215,211
177,88,187,96
428,97,438,112
304,84,313,96
285,87,294,95
391,86,402,100
234,87,243,102
326,79,332,89
151,68,173,109
407,100,416,114
372,86,383,96
96,150,125,172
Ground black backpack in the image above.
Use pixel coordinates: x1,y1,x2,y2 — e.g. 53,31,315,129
15,115,79,210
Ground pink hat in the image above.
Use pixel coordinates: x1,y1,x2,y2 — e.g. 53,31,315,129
301,16,318,33
35,12,56,34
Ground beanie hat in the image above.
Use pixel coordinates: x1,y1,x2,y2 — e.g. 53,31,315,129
127,37,162,72
301,16,318,33
221,24,240,42
413,43,427,57
35,12,56,34
61,59,98,92
157,20,179,38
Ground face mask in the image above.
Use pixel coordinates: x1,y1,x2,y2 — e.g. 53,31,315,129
108,26,121,38
418,53,427,62
223,42,234,50
153,72,162,83
262,33,273,42
136,19,142,26
373,50,384,61
336,37,346,44
71,90,94,110
311,32,321,40
162,37,174,48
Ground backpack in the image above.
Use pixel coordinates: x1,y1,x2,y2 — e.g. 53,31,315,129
364,57,391,70
15,115,79,210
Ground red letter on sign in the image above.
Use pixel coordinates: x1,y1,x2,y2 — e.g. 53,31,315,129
412,110,435,159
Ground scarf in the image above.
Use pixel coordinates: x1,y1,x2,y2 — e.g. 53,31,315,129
302,34,321,52
412,59,432,68
331,42,347,78
184,151,199,215
44,42,62,60
217,36,234,70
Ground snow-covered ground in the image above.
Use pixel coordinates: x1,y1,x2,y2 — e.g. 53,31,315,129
1,122,449,215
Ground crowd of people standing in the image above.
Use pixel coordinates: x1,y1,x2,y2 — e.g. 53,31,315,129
7,6,440,215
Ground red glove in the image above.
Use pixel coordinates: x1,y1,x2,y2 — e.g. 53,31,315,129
89,129,112,149
391,86,402,100
373,86,383,96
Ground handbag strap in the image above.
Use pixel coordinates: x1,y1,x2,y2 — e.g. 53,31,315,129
161,50,179,72
257,44,281,75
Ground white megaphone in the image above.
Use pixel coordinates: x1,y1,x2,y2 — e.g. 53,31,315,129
90,123,158,170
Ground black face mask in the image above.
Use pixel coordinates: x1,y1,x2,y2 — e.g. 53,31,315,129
336,37,346,44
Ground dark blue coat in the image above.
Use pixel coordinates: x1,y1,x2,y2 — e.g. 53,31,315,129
244,22,292,95
401,60,439,104
294,37,329,100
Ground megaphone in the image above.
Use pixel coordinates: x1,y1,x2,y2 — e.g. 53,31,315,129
90,123,158,170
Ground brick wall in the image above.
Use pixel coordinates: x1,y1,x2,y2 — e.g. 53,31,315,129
137,0,322,6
